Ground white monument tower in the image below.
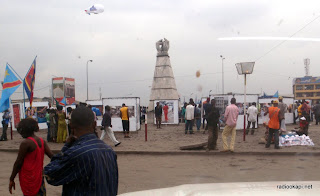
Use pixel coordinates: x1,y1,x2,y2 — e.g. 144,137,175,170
148,38,179,110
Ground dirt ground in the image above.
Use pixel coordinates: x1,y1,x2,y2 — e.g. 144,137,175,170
0,123,319,153
0,122,319,195
0,152,319,195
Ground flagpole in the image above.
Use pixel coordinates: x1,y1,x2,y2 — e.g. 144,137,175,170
23,83,26,118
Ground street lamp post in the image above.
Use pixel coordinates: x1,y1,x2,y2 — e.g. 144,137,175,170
209,90,212,97
220,55,225,94
235,62,255,141
86,60,93,101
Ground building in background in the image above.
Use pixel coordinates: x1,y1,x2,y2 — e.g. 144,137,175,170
52,77,75,105
293,76,320,103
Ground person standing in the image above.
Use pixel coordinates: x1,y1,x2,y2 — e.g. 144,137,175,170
163,104,169,122
313,101,320,125
9,118,53,195
154,102,162,129
45,109,51,142
265,100,281,149
0,109,10,141
301,100,311,122
101,105,121,147
195,104,201,131
221,98,239,152
293,101,299,124
120,103,130,138
181,102,187,123
56,106,67,143
202,97,211,130
246,102,258,135
66,107,73,136
185,101,195,134
44,106,119,195
278,96,288,132
207,99,220,150
49,109,57,142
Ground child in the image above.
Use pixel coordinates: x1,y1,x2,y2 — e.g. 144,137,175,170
9,118,53,195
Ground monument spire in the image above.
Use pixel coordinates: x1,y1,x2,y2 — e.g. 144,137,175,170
149,38,179,110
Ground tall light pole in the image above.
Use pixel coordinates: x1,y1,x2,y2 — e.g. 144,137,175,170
220,55,225,95
209,90,212,97
235,62,255,141
86,60,93,101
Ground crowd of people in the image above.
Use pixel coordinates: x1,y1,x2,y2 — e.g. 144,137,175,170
9,105,119,195
2,96,320,195
178,96,320,151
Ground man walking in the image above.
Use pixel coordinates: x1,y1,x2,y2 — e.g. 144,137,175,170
221,98,239,152
120,103,130,138
44,106,119,195
313,101,320,125
278,96,288,131
207,99,220,150
265,100,281,149
101,105,121,147
246,102,258,135
155,102,162,129
185,101,195,134
0,109,10,141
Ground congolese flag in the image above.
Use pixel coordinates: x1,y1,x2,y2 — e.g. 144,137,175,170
24,57,36,107
0,64,22,112
54,97,67,107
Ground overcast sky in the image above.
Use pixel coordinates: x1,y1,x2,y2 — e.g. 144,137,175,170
1,0,320,105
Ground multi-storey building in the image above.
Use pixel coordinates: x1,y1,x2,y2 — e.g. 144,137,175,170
293,76,320,103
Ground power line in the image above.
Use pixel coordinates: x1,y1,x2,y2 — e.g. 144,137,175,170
88,71,233,86
254,14,320,62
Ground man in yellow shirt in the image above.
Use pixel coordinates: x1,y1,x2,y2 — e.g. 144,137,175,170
120,103,130,138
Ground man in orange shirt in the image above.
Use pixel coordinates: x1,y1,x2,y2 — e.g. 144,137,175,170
120,103,130,138
264,100,280,149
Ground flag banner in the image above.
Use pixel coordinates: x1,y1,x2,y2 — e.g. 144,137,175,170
0,64,22,112
59,97,67,106
24,57,36,107
273,91,279,98
53,97,66,107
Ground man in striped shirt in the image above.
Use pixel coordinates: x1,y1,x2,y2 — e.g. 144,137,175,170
44,106,118,196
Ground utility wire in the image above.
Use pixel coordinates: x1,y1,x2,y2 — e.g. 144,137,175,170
254,14,320,62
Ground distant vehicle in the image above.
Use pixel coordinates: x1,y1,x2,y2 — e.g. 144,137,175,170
85,4,104,15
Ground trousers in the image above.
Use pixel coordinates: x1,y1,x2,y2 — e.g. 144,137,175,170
266,128,279,148
222,125,236,151
185,120,193,133
100,126,120,145
207,125,218,149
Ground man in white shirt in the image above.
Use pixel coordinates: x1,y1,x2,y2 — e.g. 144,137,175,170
185,101,195,134
246,102,258,135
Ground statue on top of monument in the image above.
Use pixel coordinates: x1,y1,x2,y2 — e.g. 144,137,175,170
156,38,170,56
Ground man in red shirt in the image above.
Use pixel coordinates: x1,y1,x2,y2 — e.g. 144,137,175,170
264,100,280,149
9,118,53,195
163,104,169,122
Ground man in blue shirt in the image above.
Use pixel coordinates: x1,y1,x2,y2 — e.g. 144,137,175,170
0,109,10,141
44,106,118,196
